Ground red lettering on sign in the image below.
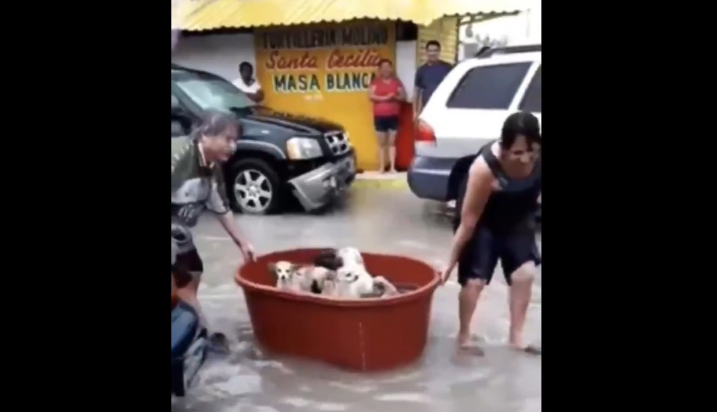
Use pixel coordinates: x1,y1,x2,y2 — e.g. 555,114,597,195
326,49,382,70
264,50,318,70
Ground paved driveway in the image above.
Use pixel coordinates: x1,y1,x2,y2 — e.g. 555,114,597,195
172,187,541,412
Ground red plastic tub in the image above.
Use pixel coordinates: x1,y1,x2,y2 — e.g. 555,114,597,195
235,248,440,371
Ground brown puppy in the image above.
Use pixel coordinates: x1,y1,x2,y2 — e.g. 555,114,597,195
267,261,304,292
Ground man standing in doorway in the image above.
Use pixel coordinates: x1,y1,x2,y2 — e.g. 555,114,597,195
232,61,264,103
414,40,454,209
413,40,453,120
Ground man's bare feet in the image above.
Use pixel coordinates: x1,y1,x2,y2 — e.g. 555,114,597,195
457,333,484,357
389,168,397,173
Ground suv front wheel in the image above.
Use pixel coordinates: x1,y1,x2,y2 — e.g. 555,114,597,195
228,158,281,215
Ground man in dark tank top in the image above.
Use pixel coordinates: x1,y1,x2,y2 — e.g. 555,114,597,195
441,112,541,356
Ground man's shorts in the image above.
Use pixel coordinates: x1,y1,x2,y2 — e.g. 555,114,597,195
172,248,204,288
374,116,399,133
457,226,540,286
172,222,204,287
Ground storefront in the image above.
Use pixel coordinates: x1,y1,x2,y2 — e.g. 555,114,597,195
172,0,523,171
254,21,396,171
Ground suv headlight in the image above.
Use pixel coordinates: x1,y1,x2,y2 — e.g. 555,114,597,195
286,137,322,160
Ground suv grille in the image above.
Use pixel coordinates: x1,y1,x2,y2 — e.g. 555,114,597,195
324,131,350,156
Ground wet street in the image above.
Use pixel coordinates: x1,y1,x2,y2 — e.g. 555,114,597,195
172,186,541,412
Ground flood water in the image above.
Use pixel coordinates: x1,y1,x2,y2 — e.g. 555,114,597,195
172,187,541,412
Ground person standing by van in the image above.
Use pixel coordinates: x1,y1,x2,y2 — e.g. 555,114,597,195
413,40,453,119
368,59,405,173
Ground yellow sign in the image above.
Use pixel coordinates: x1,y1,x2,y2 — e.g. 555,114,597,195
255,21,396,171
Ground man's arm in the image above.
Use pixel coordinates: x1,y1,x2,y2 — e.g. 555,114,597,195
206,167,249,247
253,88,265,103
171,137,194,194
247,80,265,103
234,79,262,103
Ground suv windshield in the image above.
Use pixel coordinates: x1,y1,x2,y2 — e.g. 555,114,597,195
171,70,255,112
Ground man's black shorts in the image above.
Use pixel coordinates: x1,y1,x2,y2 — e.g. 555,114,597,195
171,248,204,288
457,226,540,286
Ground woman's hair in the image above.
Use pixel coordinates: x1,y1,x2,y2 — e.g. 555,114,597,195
500,111,541,150
194,109,239,139
377,58,393,67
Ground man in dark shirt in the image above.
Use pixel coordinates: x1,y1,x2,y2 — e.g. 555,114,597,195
413,40,453,119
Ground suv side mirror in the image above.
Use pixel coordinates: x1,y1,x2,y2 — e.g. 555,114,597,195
171,108,192,136
171,105,185,117
171,119,186,136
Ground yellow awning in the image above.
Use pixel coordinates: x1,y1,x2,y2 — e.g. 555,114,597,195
172,0,526,31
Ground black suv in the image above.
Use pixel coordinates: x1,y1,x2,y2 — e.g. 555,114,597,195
171,64,356,214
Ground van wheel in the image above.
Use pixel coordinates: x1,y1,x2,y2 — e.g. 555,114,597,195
228,158,281,215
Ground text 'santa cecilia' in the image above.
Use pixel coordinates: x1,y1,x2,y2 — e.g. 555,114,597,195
255,22,396,170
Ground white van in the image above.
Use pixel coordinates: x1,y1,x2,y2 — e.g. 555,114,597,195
407,47,541,207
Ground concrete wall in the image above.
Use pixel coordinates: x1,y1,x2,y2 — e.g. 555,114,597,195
396,40,417,101
458,5,542,60
172,33,257,82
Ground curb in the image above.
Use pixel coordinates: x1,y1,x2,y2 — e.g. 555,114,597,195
351,174,409,189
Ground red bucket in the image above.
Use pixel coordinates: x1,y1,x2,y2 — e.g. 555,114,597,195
235,248,440,371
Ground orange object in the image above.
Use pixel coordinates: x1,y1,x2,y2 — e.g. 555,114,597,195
235,248,439,371
395,102,416,171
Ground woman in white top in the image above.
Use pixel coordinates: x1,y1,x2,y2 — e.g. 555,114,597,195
232,62,264,103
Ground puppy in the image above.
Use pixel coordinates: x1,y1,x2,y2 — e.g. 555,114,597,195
318,270,339,297
334,265,375,299
371,276,400,298
337,247,364,267
314,247,365,271
294,265,333,293
313,249,343,271
268,261,305,293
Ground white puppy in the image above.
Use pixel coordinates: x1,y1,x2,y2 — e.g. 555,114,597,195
295,265,333,293
318,270,339,297
336,247,364,268
334,264,375,299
